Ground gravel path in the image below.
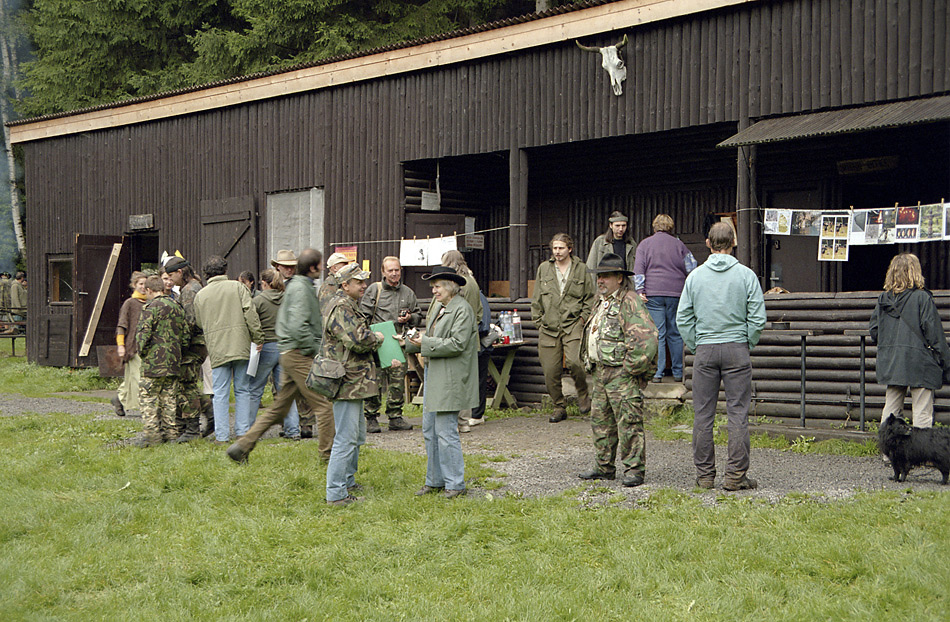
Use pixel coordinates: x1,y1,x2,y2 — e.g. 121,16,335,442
5,392,948,504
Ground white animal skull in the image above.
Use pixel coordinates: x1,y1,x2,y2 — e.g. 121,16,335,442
576,35,628,96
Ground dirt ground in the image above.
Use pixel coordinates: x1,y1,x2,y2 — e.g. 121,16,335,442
5,391,948,506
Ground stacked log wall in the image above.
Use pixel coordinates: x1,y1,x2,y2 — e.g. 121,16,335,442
683,290,950,425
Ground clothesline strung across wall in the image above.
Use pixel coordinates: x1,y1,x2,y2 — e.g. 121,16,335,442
329,223,528,247
760,200,949,263
331,223,529,267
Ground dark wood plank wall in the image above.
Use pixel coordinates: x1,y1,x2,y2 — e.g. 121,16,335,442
23,0,950,362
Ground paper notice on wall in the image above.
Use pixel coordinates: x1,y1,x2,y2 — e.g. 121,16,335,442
399,239,429,266
918,203,944,242
427,236,458,265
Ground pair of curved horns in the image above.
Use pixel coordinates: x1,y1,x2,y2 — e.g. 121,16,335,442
575,34,628,52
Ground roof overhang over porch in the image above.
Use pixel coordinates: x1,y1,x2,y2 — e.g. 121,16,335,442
717,94,950,148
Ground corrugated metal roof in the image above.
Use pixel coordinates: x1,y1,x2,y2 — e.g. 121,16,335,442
717,95,950,147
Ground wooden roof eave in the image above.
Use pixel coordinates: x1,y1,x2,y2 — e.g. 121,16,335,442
9,0,756,145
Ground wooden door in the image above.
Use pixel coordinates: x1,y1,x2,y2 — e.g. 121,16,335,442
200,196,258,277
72,234,130,367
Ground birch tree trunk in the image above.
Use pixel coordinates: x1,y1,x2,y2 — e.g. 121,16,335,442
0,0,25,258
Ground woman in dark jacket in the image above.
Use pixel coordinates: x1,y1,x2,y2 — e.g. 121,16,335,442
869,253,950,427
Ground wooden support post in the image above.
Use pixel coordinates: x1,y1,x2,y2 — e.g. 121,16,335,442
736,118,752,269
78,243,122,357
509,147,529,300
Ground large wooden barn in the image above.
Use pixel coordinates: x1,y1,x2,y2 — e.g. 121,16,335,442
9,0,950,425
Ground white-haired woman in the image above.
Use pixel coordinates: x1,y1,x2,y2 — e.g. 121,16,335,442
398,266,479,498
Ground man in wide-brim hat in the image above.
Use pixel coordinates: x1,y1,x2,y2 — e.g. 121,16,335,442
578,253,658,488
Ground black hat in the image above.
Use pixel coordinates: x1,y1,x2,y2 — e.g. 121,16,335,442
164,257,190,272
422,265,467,286
588,253,633,276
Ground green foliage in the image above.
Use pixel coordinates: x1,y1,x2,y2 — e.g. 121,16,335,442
16,0,533,117
1,413,949,619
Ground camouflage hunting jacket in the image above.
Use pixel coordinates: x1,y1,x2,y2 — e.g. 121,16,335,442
177,278,206,361
135,294,189,378
317,274,340,309
320,290,383,400
581,285,658,378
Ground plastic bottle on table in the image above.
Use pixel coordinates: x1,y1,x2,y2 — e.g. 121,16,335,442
512,309,523,343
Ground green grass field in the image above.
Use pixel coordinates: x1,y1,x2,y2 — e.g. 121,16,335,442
0,349,947,619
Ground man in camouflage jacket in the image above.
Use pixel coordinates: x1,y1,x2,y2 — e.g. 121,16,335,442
579,253,658,487
324,263,384,505
165,256,209,441
134,275,189,446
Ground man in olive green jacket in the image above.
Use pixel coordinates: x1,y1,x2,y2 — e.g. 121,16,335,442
227,248,335,463
193,256,264,442
532,233,596,423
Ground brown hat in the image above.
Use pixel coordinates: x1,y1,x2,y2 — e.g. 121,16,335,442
270,249,297,268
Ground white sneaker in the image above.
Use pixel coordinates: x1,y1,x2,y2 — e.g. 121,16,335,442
459,423,471,433
469,418,484,427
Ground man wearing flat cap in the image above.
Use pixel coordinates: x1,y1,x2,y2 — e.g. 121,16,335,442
586,211,638,274
579,253,658,488
319,252,350,308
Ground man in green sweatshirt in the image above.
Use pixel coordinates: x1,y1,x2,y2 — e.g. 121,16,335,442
676,222,766,492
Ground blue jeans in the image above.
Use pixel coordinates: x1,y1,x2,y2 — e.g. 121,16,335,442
326,399,366,502
422,410,466,491
247,343,299,437
646,296,684,379
211,360,252,442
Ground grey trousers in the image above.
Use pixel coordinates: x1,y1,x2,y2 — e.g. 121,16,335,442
690,342,752,482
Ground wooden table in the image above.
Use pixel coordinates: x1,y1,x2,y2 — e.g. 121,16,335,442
488,342,521,410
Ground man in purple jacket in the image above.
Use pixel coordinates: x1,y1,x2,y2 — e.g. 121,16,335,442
633,214,696,383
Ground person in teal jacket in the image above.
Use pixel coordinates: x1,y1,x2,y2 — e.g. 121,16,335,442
676,222,766,492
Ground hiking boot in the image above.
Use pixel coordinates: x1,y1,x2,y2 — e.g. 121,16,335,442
226,443,249,464
133,435,161,448
328,494,361,506
549,408,567,423
415,485,443,496
622,473,645,487
174,418,201,443
366,417,381,433
695,477,715,489
300,426,314,439
388,417,413,431
723,476,758,491
111,396,126,417
443,488,467,499
577,469,615,481
577,395,591,415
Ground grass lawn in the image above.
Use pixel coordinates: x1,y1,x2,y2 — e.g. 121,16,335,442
0,348,947,619
1,410,948,620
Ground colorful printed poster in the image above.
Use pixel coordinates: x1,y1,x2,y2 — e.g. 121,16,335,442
791,211,822,236
818,214,850,261
918,204,944,241
896,226,919,242
897,206,920,226
866,209,896,244
945,204,950,239
763,209,792,235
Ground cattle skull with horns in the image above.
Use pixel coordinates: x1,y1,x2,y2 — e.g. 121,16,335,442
576,34,628,96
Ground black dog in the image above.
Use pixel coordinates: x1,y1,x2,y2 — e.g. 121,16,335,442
879,414,950,484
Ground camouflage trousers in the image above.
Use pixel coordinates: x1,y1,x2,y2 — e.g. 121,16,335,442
177,359,204,420
589,365,646,477
364,364,407,420
140,376,180,442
